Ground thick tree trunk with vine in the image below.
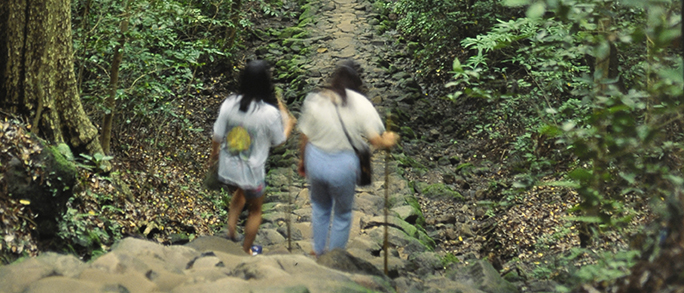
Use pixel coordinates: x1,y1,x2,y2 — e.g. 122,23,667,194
101,1,130,155
0,0,106,165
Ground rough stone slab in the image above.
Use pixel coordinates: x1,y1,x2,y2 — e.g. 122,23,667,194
294,240,314,255
111,237,200,271
354,191,384,215
78,268,158,293
183,267,233,283
25,276,102,293
170,277,252,293
0,258,56,293
256,228,287,246
423,275,486,293
189,255,224,269
143,268,190,292
331,37,354,50
184,236,245,256
347,234,382,254
337,20,355,33
89,252,144,274
392,205,421,222
335,47,357,58
448,260,520,293
364,215,418,238
292,222,313,239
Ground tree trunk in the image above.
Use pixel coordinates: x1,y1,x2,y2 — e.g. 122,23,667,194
225,0,243,51
594,17,612,91
101,0,130,155
0,0,107,164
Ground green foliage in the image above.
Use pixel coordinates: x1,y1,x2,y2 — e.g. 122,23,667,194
441,252,460,267
557,248,640,290
447,0,683,234
435,3,681,288
448,16,592,176
405,196,426,227
58,195,123,258
78,153,114,173
71,0,253,127
395,153,426,170
542,0,683,229
390,0,523,73
519,246,640,289
444,16,595,181
417,182,464,200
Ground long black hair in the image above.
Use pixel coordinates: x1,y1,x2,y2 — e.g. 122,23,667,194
324,59,364,106
237,60,277,112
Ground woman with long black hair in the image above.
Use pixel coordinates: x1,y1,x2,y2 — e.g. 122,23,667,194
297,60,398,256
209,60,295,254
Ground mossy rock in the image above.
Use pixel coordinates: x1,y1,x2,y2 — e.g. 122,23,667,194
47,145,77,176
395,153,425,170
447,260,520,293
279,27,306,39
297,3,318,28
298,17,314,27
404,196,425,226
6,142,78,237
282,38,306,48
416,227,436,250
416,182,463,201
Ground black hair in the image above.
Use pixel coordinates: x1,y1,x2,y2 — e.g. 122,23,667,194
237,60,277,112
324,59,364,106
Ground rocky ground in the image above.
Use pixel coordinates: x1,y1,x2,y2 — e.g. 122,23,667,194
0,0,523,291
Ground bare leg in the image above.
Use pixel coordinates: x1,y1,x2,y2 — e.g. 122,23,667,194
227,189,246,240
243,195,264,254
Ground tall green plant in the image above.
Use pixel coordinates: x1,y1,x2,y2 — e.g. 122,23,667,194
532,0,681,231
71,0,250,129
448,16,591,174
451,0,682,241
391,0,523,75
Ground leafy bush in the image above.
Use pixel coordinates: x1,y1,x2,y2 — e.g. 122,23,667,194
58,194,123,258
539,0,683,232
389,0,524,74
446,16,591,176
552,248,641,291
71,0,253,128
448,0,682,263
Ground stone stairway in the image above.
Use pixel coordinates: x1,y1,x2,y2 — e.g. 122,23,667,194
0,0,521,292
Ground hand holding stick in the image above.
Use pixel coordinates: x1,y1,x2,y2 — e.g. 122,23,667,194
277,95,297,139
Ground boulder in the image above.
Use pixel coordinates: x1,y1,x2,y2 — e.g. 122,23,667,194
447,260,520,293
0,253,85,293
407,251,442,277
5,143,77,237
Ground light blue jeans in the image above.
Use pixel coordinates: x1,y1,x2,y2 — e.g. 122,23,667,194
305,143,359,256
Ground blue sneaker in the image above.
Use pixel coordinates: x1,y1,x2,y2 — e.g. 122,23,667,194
250,245,262,256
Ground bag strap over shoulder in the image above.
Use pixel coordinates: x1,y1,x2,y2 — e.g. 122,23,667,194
333,101,360,155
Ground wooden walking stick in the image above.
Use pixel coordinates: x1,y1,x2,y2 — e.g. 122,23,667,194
287,168,293,252
383,114,392,275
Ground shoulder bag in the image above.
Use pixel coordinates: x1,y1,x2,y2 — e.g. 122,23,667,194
334,103,372,186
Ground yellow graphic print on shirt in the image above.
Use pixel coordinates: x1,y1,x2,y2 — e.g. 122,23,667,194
225,126,251,158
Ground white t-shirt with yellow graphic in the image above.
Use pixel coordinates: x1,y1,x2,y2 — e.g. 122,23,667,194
213,95,286,190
